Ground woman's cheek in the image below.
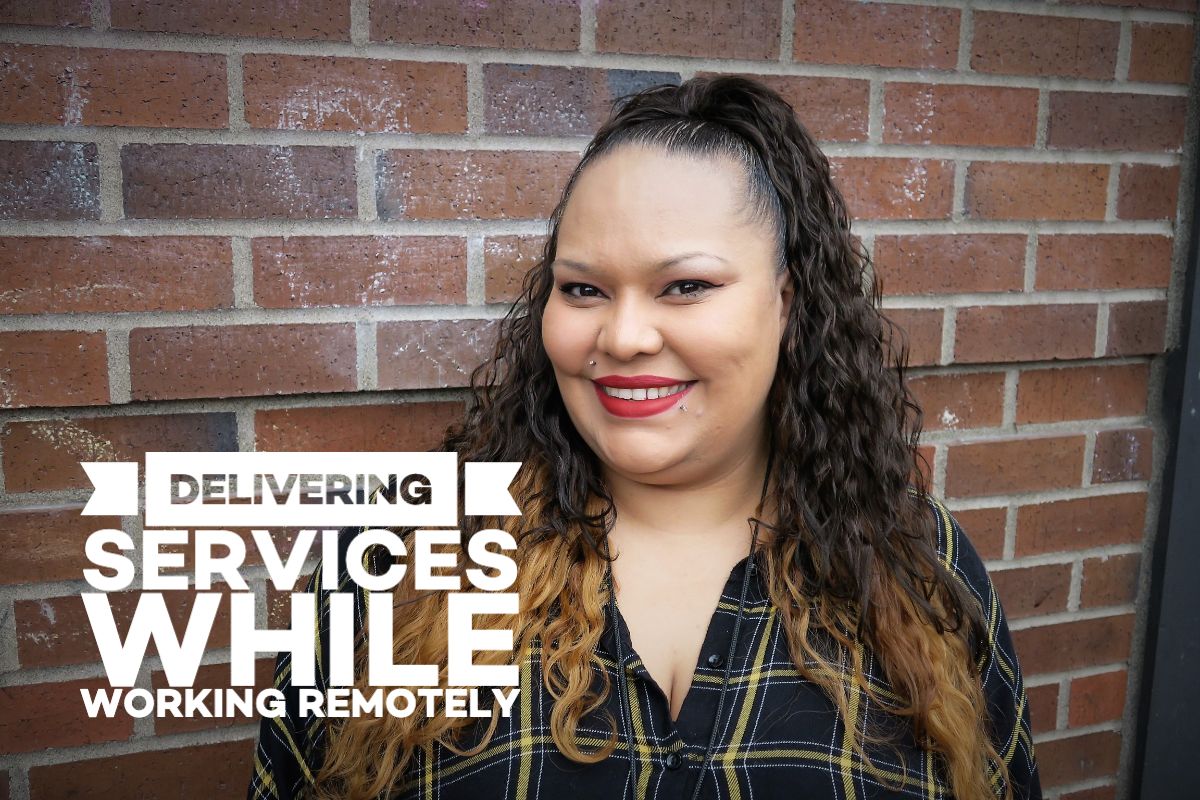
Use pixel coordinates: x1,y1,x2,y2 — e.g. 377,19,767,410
546,303,598,362
540,306,573,367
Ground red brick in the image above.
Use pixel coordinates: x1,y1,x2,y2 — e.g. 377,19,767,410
830,157,954,220
0,0,90,26
111,0,349,41
255,401,463,451
0,44,226,128
0,330,109,409
1106,300,1167,356
907,371,1006,432
1,412,236,493
122,143,356,220
972,12,1119,79
948,506,1007,560
598,0,780,59
485,235,548,303
29,738,256,800
1117,164,1181,221
1036,234,1173,291
244,54,467,133
1016,363,1150,424
1013,615,1133,675
954,304,1097,364
16,586,235,668
1048,92,1187,153
966,162,1108,221
1016,493,1147,556
1026,682,1060,734
0,677,133,754
946,435,1086,498
884,83,1038,147
377,319,502,390
1093,428,1153,484
697,72,869,144
1034,730,1122,788
151,658,275,734
792,1,959,69
913,443,934,487
252,236,467,308
990,562,1071,619
0,236,233,315
485,65,680,136
371,0,578,49
1080,554,1141,609
0,505,122,585
1060,0,1195,12
0,140,100,220
1069,670,1128,727
377,150,577,221
129,323,357,401
872,234,1025,295
880,308,943,366
1130,22,1194,84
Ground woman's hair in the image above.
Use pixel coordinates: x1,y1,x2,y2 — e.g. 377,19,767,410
314,75,1008,800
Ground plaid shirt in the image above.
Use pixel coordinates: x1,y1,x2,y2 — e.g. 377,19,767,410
249,493,1042,799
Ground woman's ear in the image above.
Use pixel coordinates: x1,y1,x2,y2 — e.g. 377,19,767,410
778,271,794,329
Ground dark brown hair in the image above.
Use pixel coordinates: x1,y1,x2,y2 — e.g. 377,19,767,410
315,74,1007,800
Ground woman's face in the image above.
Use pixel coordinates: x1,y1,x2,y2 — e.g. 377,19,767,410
541,144,793,485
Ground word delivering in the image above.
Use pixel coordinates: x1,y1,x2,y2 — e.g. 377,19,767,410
169,472,432,506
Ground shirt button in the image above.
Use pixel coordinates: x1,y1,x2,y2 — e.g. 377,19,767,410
664,751,683,770
706,653,725,668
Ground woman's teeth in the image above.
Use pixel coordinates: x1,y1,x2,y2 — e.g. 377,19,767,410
600,382,690,400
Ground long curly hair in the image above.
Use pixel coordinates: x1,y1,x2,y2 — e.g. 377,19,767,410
313,75,1009,800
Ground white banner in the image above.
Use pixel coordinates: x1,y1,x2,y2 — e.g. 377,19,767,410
79,452,522,526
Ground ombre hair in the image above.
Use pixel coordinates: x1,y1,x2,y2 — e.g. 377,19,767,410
314,75,1010,800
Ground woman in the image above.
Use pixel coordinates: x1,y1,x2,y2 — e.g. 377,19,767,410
249,75,1042,800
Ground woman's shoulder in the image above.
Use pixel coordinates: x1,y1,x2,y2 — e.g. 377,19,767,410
911,487,996,610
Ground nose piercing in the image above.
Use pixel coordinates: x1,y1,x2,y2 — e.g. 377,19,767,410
588,360,596,366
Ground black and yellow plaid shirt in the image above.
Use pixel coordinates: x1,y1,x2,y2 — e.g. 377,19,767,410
249,493,1042,799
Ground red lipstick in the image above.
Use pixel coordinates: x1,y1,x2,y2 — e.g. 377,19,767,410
592,374,696,418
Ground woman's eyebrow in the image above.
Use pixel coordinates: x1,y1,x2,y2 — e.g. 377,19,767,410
551,251,728,273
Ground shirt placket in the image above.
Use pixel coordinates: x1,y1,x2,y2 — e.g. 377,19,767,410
603,556,763,800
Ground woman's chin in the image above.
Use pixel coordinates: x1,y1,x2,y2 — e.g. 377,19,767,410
595,442,691,479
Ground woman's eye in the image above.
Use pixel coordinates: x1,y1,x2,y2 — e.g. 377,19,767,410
664,280,716,297
559,282,603,299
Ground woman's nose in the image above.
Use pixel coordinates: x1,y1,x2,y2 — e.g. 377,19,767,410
596,295,664,361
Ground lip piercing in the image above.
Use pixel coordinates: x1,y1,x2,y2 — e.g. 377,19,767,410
679,404,687,411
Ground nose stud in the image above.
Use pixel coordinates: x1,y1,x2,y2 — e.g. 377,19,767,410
588,360,596,366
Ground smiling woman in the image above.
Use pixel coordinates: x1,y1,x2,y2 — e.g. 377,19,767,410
249,75,1042,800
544,146,790,475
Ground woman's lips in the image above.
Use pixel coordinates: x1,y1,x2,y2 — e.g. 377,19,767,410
592,379,696,418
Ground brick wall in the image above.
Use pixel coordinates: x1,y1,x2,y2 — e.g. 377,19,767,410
0,1,1194,798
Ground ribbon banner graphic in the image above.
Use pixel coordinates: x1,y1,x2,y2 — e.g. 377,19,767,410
80,452,522,526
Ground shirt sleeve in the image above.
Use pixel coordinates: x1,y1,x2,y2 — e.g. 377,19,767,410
927,495,1044,800
248,525,377,800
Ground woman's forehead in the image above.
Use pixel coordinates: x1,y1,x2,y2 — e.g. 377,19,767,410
565,145,747,219
557,148,766,261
